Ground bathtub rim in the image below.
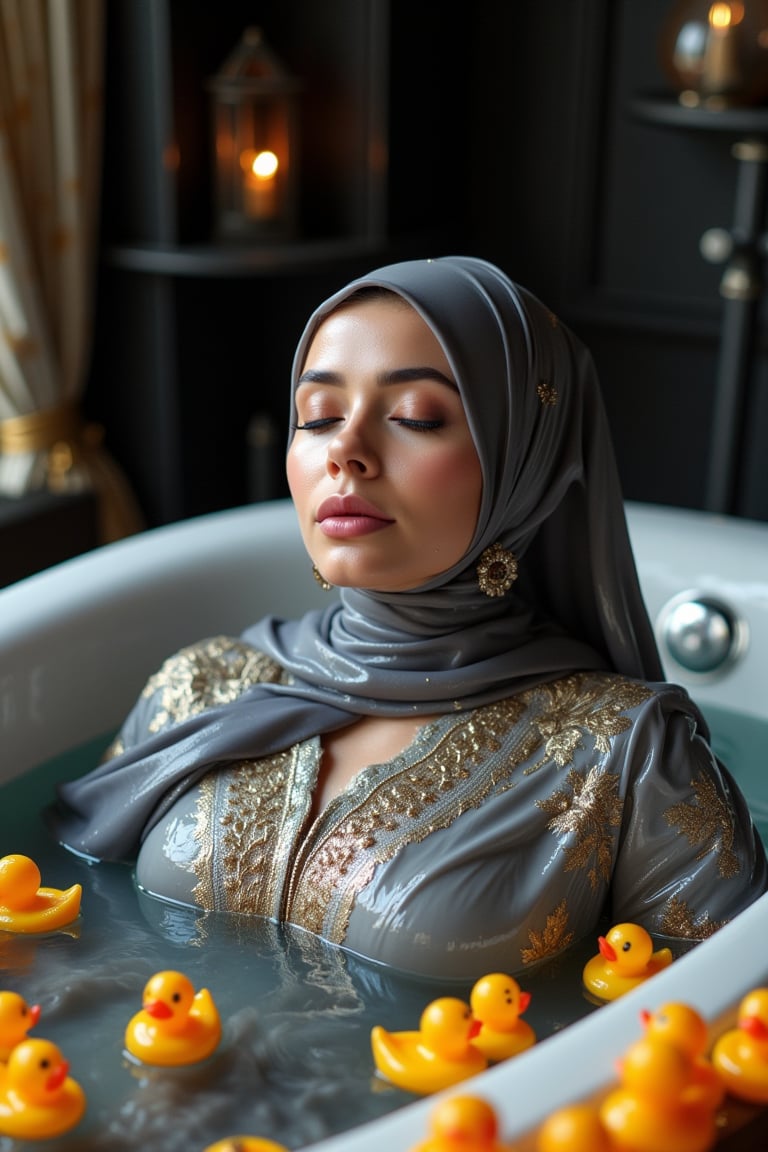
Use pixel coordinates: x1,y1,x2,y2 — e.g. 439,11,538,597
1,497,767,1148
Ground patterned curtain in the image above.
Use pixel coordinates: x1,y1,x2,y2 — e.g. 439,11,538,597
0,0,142,542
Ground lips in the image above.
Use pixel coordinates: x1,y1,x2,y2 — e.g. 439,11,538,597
316,494,394,538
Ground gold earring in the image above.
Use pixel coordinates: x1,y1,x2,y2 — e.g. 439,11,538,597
312,564,332,591
477,543,518,597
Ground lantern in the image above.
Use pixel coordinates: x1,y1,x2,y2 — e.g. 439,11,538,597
208,27,301,241
659,1,768,107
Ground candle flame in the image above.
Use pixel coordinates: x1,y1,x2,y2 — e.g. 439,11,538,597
248,150,279,180
709,2,743,30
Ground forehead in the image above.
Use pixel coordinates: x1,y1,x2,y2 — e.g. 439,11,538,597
302,295,453,371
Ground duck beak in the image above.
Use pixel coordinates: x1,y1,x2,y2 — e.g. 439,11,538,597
468,1017,483,1040
46,1060,69,1092
519,991,532,1014
28,1004,41,1026
740,1015,768,1041
598,936,617,962
639,1008,651,1027
144,999,173,1019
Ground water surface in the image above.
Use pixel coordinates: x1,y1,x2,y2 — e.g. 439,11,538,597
3,710,762,1151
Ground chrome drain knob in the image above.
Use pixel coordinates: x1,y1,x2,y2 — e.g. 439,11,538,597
662,598,737,673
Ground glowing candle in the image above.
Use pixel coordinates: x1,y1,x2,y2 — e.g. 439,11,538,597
703,2,743,95
242,149,279,221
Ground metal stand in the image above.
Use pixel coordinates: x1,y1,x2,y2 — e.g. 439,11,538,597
631,98,768,515
700,138,768,512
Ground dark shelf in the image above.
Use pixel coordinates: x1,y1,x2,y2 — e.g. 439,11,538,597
105,236,390,278
631,93,768,136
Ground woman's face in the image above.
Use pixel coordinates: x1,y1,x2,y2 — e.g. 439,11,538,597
287,295,482,592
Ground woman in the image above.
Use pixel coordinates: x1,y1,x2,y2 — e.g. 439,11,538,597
52,257,767,979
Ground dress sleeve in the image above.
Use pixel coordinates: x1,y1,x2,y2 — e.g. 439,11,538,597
609,689,768,939
102,636,286,760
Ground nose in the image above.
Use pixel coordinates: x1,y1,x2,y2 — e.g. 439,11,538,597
325,418,380,478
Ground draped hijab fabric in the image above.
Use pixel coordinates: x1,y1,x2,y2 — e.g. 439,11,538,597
53,257,663,861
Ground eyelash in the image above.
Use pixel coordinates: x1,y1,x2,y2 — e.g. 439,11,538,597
396,418,443,431
291,417,444,433
291,418,338,432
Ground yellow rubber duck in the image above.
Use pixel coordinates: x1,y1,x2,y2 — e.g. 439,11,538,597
712,986,768,1105
582,922,673,1002
203,1140,290,1152
371,996,487,1095
0,990,40,1061
0,854,82,935
124,969,222,1066
410,1094,517,1151
536,1103,614,1152
0,1037,85,1139
640,1002,724,1110
600,1036,718,1152
469,973,536,1062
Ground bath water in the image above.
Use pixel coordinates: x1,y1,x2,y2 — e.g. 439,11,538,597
703,704,768,851
1,706,762,1152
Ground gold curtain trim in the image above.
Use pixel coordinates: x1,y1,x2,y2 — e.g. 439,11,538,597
0,404,82,453
0,402,145,544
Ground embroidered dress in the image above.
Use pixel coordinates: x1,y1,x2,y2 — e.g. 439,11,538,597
51,257,768,978
129,638,765,979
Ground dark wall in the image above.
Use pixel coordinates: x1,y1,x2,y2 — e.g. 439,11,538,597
465,0,768,520
85,0,768,527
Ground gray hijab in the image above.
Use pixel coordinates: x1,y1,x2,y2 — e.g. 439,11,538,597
53,257,663,861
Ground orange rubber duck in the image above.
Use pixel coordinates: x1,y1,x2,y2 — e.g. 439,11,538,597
124,969,222,1066
582,923,673,1002
0,854,81,935
410,1094,517,1151
712,987,768,1105
640,1002,723,1110
469,973,536,1062
0,991,40,1061
0,1037,85,1139
536,1103,614,1152
600,1036,718,1152
371,996,487,1095
203,1140,290,1151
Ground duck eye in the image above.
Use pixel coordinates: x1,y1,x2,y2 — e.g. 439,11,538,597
40,1058,50,1069
622,941,632,952
172,992,181,1002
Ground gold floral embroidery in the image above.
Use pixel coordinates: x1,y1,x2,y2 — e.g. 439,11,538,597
537,765,623,889
141,637,288,732
524,675,652,774
659,896,725,940
192,749,297,914
665,773,740,879
520,899,574,966
286,699,525,936
180,671,653,946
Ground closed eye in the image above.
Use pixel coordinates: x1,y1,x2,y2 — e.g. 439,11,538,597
392,418,443,431
291,417,341,432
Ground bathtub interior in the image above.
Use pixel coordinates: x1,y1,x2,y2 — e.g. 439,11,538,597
0,498,766,1151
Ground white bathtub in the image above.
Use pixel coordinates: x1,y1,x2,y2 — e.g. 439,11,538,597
1,499,766,1149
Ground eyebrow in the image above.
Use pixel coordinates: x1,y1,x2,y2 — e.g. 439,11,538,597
297,367,458,390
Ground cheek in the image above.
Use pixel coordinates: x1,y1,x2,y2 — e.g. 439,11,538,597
285,435,315,486
409,448,482,536
440,447,481,502
285,444,312,507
